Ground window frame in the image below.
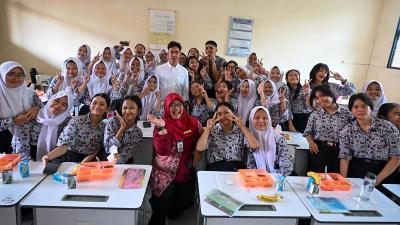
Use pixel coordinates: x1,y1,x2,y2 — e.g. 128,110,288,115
387,17,400,70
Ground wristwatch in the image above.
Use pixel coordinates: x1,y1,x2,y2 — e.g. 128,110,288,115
157,126,165,132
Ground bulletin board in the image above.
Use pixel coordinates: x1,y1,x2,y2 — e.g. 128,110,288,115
149,9,176,50
227,17,254,57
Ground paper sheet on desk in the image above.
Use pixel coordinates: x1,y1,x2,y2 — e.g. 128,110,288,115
283,131,309,150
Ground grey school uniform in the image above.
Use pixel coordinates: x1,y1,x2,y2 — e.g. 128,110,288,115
206,123,249,164
13,117,70,160
104,117,143,164
310,81,356,98
339,118,400,161
303,106,353,172
255,99,290,127
247,134,294,176
57,114,105,155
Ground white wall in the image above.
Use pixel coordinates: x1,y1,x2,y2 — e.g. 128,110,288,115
366,0,400,102
0,0,391,98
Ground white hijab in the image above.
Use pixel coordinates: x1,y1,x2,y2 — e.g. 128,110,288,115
145,50,159,64
118,47,133,74
140,75,160,120
87,60,112,98
0,61,34,118
249,106,276,173
158,49,168,64
126,57,145,96
237,79,257,122
362,80,388,117
101,46,116,76
59,58,83,92
76,44,91,66
36,91,73,161
270,66,285,90
263,80,281,108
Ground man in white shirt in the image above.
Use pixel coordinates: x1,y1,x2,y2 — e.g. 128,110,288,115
156,41,189,103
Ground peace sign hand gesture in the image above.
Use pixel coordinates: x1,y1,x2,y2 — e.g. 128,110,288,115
279,88,287,103
303,79,311,95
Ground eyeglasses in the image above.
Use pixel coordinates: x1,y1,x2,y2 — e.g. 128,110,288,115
6,72,26,78
169,102,183,109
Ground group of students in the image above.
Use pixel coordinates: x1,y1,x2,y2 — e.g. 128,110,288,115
0,39,399,225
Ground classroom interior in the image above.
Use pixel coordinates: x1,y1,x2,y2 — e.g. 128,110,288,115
1,0,400,225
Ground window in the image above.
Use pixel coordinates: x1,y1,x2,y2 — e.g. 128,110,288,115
388,17,400,69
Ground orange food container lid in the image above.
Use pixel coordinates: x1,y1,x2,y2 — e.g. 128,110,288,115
0,154,21,172
319,173,352,191
76,161,115,182
238,169,275,187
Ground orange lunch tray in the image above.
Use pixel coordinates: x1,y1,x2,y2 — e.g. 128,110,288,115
0,154,21,172
238,169,275,187
319,173,352,191
76,161,115,182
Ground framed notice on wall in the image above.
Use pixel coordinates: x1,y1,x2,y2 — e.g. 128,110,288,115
149,9,175,50
227,17,254,57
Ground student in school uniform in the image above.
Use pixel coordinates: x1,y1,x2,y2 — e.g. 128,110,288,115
134,43,146,59
75,44,91,71
146,93,203,225
237,79,257,125
309,63,356,98
144,50,158,76
179,52,187,67
187,47,200,59
116,47,134,78
245,52,257,72
75,60,120,115
88,46,118,79
256,79,290,129
304,84,353,173
157,49,168,66
200,40,227,85
378,103,400,131
138,75,161,120
196,102,259,171
104,95,143,164
285,69,312,133
188,81,214,127
187,56,213,91
119,56,146,97
46,58,83,113
42,93,110,164
0,61,43,156
231,66,250,99
31,91,73,161
213,80,238,113
269,66,286,91
362,80,388,117
250,61,268,82
339,93,400,186
247,106,294,176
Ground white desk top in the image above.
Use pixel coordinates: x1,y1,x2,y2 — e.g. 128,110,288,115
0,162,46,207
137,121,155,138
287,176,400,223
383,184,400,198
283,131,309,150
197,171,310,218
21,162,152,209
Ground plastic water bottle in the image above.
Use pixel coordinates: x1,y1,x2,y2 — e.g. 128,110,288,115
359,172,376,201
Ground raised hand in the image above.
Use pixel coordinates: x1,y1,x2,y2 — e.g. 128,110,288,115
279,88,287,103
93,52,101,63
188,70,195,81
200,66,208,79
303,79,311,95
71,79,79,90
227,111,243,128
55,72,64,84
330,71,345,82
257,81,265,96
225,88,234,102
111,74,118,86
83,72,90,84
216,91,223,103
200,85,208,97
147,114,165,127
115,110,127,131
257,58,263,65
206,112,221,130
141,86,151,97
